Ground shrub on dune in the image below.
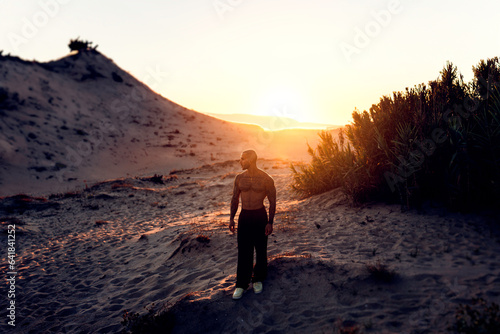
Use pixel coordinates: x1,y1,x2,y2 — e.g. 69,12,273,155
292,58,500,210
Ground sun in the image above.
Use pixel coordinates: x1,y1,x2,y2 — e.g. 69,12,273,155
253,86,307,122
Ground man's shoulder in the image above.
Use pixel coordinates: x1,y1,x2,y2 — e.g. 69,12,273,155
234,171,246,181
258,169,274,183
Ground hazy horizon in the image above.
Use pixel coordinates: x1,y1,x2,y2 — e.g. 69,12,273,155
204,112,339,130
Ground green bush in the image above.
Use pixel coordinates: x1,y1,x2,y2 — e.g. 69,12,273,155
68,38,98,52
292,58,500,210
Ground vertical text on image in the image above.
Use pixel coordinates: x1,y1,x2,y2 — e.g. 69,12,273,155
6,223,17,327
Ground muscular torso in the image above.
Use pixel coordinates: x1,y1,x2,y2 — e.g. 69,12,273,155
237,171,272,210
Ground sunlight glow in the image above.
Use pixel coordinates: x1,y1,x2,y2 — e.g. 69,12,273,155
253,86,307,121
0,0,499,127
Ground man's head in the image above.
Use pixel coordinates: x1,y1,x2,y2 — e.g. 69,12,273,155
240,150,257,170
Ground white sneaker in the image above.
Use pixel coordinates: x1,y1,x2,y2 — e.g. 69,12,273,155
232,288,245,300
253,282,263,294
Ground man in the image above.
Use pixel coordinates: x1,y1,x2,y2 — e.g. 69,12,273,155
229,149,276,300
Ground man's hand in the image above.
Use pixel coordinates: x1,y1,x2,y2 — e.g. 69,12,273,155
229,220,235,233
265,223,273,236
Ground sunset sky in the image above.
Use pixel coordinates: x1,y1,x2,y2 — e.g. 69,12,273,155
1,0,499,126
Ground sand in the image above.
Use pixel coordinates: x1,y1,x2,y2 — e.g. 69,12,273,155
1,158,500,333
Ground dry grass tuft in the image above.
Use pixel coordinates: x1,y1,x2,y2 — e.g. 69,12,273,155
366,261,397,283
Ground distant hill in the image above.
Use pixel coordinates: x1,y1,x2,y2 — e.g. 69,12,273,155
207,113,339,130
0,50,335,196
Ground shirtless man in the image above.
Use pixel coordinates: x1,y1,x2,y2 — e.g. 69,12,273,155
229,149,276,300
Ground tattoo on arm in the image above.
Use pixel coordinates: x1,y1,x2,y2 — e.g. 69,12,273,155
230,176,240,221
267,178,277,224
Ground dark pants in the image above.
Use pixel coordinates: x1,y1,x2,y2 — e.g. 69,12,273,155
236,207,268,289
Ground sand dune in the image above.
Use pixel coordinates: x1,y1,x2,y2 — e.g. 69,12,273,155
0,50,329,197
1,159,499,333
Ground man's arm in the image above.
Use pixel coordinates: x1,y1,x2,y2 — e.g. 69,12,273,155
229,175,240,232
267,176,276,226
